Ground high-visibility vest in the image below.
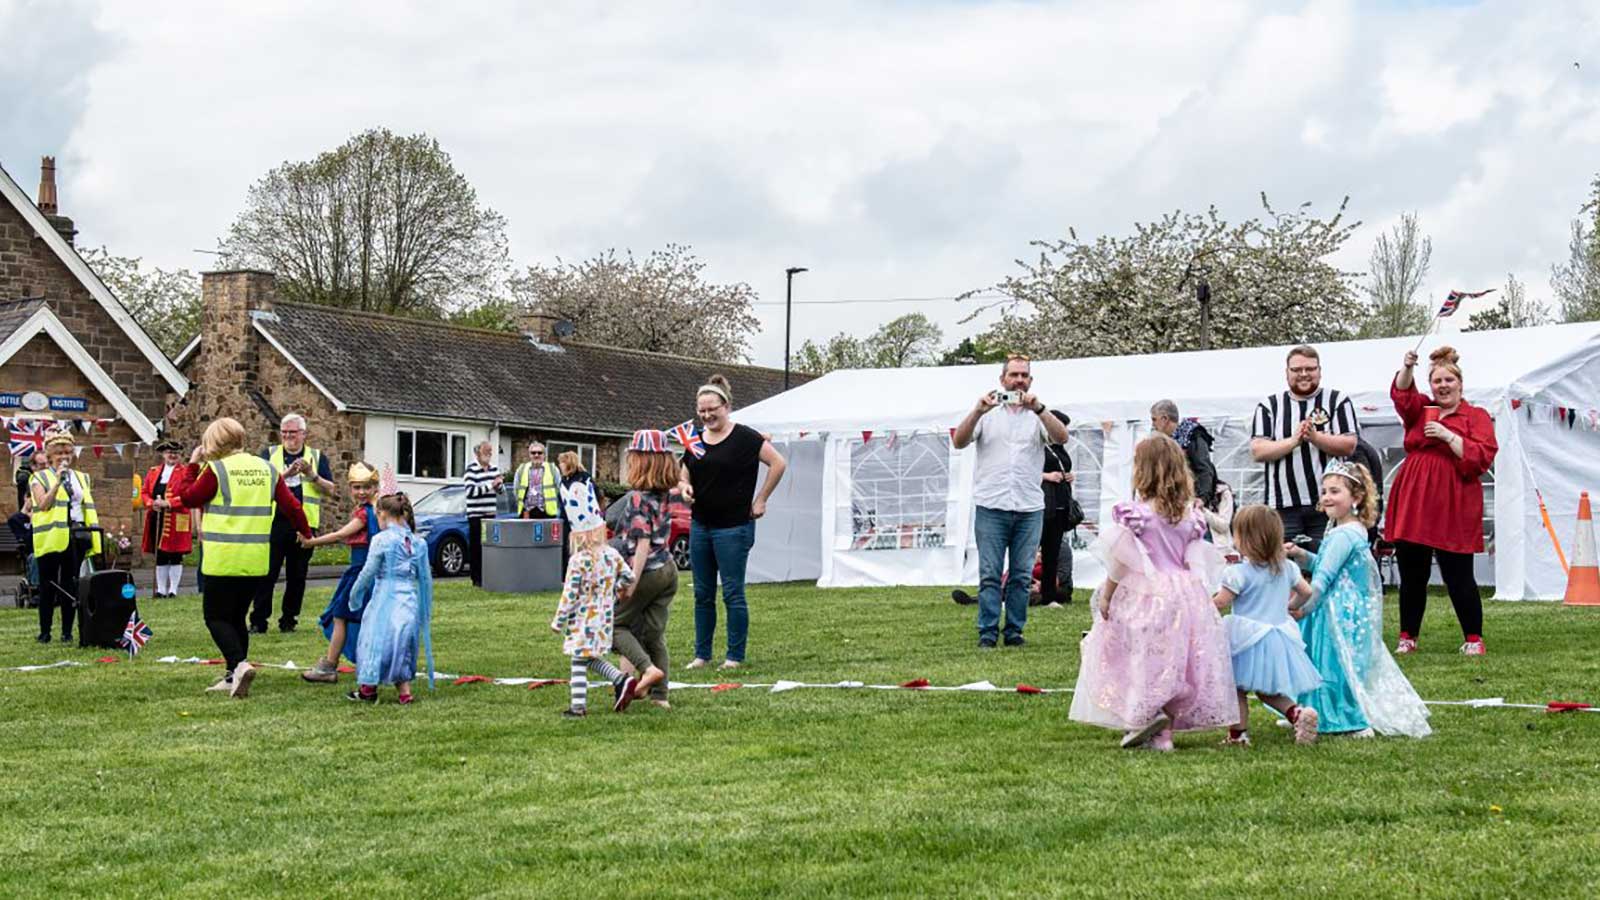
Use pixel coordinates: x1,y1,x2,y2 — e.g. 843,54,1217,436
269,445,321,529
202,453,277,576
29,468,102,556
132,472,143,509
514,461,559,516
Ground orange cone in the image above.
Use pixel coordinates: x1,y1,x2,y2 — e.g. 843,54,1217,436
1563,492,1600,606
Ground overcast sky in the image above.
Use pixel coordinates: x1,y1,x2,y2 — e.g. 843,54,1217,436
3,0,1598,367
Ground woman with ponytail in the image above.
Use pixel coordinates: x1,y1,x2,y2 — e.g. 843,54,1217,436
1387,346,1497,656
678,374,787,670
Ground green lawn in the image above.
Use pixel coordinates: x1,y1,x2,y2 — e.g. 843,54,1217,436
2,579,1598,898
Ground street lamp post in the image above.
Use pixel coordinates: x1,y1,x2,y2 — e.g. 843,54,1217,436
1196,276,1212,351
784,266,808,389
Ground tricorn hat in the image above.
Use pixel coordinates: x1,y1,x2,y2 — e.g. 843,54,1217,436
153,438,182,453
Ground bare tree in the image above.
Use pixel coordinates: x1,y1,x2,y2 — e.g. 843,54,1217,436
1358,212,1432,338
219,128,509,317
510,245,760,362
1553,176,1600,322
1466,273,1550,331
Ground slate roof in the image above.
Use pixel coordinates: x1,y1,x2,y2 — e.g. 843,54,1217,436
249,301,808,435
0,298,45,342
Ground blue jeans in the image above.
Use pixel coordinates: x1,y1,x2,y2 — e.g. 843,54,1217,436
690,520,755,662
974,506,1043,642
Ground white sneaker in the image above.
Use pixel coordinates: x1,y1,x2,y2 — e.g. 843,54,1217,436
1460,639,1486,657
718,659,742,671
205,677,232,693
229,662,256,699
684,658,709,670
1350,727,1375,739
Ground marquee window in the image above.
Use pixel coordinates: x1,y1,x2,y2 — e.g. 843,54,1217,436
845,433,949,550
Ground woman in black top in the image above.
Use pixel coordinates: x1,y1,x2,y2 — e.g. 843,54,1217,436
1039,410,1077,606
678,374,787,670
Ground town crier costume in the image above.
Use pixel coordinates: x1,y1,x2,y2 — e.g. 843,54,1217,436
142,438,195,598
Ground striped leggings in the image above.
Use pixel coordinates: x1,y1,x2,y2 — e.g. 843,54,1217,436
570,655,625,712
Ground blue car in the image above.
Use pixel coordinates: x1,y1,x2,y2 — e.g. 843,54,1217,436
412,484,519,577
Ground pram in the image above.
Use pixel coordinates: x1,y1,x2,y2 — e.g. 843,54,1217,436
7,511,38,609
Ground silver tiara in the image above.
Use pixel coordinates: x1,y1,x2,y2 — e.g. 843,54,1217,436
1324,458,1363,482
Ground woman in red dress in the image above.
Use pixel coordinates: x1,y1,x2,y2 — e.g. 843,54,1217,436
1386,346,1497,656
141,439,195,598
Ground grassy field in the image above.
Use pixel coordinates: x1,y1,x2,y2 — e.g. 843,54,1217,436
2,577,1598,898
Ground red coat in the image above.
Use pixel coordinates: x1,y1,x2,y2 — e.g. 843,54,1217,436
141,464,194,555
1384,379,1497,553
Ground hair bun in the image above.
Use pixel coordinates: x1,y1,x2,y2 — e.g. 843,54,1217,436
1429,345,1459,365
707,373,731,391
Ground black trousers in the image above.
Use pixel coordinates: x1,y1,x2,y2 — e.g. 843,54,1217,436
1395,540,1483,640
1038,515,1074,604
36,543,83,638
1276,505,1328,551
206,574,264,673
468,515,487,586
252,521,312,630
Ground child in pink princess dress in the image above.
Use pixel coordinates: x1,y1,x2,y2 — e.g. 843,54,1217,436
1069,434,1238,750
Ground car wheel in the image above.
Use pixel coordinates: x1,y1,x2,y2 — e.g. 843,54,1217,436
670,535,690,571
437,536,467,577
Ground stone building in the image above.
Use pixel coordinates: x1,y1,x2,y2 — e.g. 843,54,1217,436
0,159,189,564
168,269,806,528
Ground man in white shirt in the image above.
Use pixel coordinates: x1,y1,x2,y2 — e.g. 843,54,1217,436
952,354,1071,648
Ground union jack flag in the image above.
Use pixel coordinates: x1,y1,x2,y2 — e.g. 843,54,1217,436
7,419,48,458
1439,289,1494,318
669,419,706,459
121,610,153,658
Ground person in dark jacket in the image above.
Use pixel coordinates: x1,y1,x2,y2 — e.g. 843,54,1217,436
1038,410,1077,605
1151,399,1217,508
1347,435,1386,545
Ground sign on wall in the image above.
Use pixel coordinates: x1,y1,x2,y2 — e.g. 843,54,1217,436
0,392,89,412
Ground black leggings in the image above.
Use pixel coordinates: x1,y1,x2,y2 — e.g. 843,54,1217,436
36,545,82,637
1038,515,1073,603
204,575,264,673
1395,540,1483,640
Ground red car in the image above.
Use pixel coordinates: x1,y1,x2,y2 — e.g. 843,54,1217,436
605,490,692,570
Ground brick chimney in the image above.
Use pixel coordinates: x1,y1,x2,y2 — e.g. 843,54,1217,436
192,270,277,427
37,156,77,245
516,306,568,343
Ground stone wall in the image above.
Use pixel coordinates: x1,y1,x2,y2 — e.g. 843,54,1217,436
0,190,173,426
164,271,366,530
507,428,628,492
1,333,145,557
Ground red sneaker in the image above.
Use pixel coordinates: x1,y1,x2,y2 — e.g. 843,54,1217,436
1395,634,1417,655
1460,638,1486,656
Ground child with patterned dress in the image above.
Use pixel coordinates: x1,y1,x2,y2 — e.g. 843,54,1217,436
1069,434,1238,751
300,462,380,684
346,492,435,704
1212,504,1323,746
1287,461,1430,738
552,482,639,717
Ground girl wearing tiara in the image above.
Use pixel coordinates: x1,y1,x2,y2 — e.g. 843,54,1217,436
299,462,380,684
346,489,435,704
1069,434,1237,751
1287,460,1430,737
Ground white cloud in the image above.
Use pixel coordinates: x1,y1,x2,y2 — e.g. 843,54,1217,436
4,0,1598,362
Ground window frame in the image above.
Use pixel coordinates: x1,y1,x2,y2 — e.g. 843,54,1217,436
547,440,597,476
395,426,472,483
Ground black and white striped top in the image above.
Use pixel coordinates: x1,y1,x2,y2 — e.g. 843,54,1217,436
1250,387,1359,510
463,461,501,517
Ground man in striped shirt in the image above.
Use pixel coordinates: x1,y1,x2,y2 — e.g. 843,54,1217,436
1250,345,1358,548
463,441,503,587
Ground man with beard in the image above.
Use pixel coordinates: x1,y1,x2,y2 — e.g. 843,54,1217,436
1250,345,1358,547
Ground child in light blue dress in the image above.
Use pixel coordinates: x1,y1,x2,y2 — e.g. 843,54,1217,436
347,493,435,704
1288,461,1430,738
1213,505,1323,746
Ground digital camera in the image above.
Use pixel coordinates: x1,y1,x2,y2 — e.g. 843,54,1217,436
995,390,1023,405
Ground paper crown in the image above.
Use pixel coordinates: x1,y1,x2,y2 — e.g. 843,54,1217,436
628,429,671,453
347,462,379,485
43,426,75,449
560,481,606,535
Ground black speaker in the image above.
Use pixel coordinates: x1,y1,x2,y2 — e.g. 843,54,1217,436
77,570,137,649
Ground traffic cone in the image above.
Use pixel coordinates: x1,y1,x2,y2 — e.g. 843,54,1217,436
1563,492,1600,606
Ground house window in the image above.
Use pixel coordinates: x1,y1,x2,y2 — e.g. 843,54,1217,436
547,441,597,475
396,428,470,480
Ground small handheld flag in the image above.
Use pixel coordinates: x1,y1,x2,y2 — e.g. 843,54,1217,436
1438,288,1494,318
669,420,706,459
121,610,153,658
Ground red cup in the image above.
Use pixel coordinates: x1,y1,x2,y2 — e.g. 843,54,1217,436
1423,405,1441,424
